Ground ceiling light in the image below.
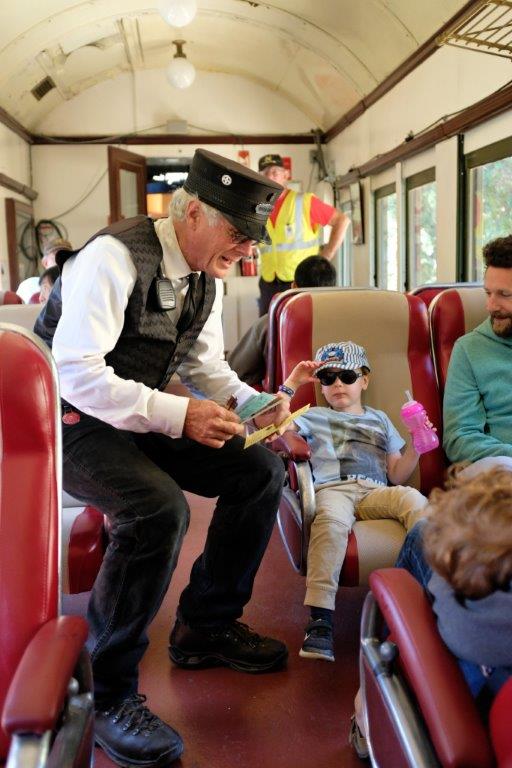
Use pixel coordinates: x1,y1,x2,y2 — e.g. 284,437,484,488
159,0,197,28
166,40,196,89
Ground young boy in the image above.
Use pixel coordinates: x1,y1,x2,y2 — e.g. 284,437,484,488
282,341,429,661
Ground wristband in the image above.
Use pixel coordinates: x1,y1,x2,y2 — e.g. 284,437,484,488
278,384,295,398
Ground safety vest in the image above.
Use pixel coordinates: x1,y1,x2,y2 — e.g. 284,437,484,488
260,191,321,283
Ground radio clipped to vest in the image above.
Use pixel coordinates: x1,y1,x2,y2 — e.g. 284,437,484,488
150,265,176,312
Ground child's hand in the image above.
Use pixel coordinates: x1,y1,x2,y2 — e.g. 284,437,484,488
286,360,322,391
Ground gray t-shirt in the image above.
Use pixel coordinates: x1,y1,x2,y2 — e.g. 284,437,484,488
294,405,405,487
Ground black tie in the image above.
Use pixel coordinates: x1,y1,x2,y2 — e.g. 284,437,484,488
177,273,199,334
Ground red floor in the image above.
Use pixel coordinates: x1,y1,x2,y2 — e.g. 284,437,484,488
93,493,366,768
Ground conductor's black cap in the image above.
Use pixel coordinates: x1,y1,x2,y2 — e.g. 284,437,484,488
184,149,283,244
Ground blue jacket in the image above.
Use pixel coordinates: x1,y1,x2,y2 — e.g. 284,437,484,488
443,318,512,462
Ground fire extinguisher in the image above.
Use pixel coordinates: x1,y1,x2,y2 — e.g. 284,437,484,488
241,246,259,277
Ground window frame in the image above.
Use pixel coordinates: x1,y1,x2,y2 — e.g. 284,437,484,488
464,136,512,280
374,182,397,289
405,167,436,290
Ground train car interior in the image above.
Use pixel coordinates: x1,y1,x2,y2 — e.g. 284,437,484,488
0,1,512,766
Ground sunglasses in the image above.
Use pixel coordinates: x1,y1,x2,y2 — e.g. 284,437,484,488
316,369,364,386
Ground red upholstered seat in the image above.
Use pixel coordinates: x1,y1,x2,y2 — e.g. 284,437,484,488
0,324,93,767
409,281,482,309
0,290,23,305
429,285,486,397
264,286,350,392
360,569,496,767
490,678,512,768
272,290,445,584
29,290,41,304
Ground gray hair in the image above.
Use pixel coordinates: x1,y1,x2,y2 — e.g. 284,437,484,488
170,188,222,227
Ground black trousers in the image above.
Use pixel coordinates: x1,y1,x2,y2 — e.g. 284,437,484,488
258,277,292,316
61,407,285,703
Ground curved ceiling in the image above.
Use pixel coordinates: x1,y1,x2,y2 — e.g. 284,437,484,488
0,0,473,136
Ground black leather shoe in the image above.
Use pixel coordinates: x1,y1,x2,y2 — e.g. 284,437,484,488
169,618,288,673
95,694,183,767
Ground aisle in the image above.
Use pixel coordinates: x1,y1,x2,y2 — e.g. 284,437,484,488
94,493,366,768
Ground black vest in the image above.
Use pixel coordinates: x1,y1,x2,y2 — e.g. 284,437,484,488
34,216,216,391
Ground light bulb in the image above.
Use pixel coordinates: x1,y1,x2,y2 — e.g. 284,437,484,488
166,56,196,89
159,0,197,28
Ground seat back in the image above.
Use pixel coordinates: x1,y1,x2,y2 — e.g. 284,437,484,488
265,286,353,392
409,282,482,309
0,324,61,757
361,569,495,768
429,286,487,397
0,291,23,305
490,678,512,768
279,290,445,494
0,302,41,331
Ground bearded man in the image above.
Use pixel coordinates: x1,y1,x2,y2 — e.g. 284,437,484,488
443,235,512,473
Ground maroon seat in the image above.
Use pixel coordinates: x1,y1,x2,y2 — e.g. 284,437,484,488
428,285,486,397
360,569,496,767
0,324,93,767
29,290,41,304
272,290,445,584
490,678,512,768
409,281,481,309
264,286,351,392
0,290,23,305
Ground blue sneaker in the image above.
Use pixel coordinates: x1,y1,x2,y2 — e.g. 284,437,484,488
299,619,334,662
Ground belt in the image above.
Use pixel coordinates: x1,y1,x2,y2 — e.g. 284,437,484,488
339,474,386,486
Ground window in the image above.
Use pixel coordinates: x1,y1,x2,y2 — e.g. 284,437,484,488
466,137,512,280
374,184,398,290
337,199,352,285
406,169,437,288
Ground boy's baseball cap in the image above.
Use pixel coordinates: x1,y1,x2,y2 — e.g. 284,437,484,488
314,341,371,374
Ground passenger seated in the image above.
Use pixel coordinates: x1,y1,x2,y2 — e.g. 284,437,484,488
350,465,512,760
227,255,336,385
443,235,512,475
38,265,59,304
281,341,429,662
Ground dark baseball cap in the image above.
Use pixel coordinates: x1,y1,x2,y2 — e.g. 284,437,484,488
184,149,282,244
258,154,284,172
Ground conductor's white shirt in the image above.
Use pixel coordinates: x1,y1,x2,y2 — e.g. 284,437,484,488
52,216,255,437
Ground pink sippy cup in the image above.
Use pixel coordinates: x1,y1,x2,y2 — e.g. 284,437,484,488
400,390,439,455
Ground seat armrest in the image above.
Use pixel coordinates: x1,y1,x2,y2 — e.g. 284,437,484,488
490,677,512,767
369,569,494,767
270,431,311,461
2,616,89,735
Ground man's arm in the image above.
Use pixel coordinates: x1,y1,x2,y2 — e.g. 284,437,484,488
53,239,243,445
443,341,512,462
319,210,350,262
227,315,268,386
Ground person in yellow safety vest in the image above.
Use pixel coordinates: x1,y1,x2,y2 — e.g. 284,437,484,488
257,153,351,315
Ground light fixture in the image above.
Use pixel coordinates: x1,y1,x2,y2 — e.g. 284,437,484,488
159,0,197,28
166,40,196,89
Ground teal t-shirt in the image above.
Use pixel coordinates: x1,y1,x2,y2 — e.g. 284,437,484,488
294,405,404,487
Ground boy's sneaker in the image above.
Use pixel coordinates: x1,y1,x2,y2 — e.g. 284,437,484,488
348,714,370,761
299,619,334,661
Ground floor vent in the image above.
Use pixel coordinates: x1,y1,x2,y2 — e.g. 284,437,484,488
31,76,56,101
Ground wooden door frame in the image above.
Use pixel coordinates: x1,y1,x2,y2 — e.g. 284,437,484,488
5,198,34,290
108,146,147,223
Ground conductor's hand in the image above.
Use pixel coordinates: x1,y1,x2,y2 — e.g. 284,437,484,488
184,399,245,448
253,392,291,442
